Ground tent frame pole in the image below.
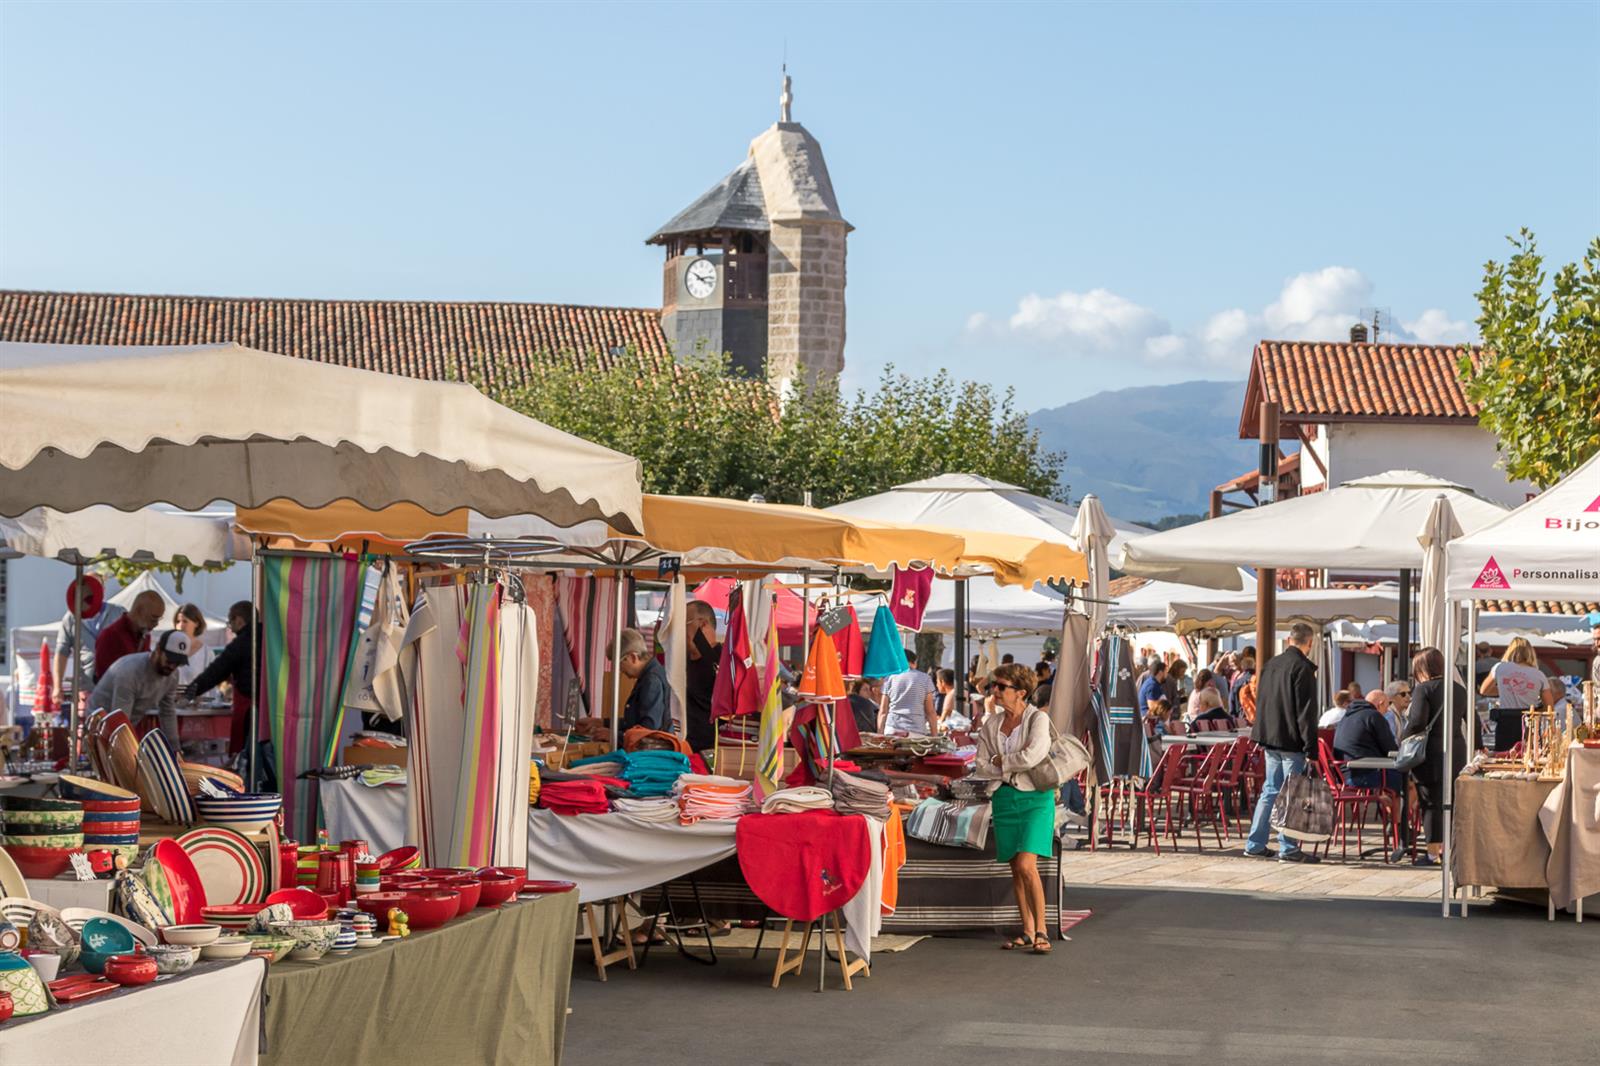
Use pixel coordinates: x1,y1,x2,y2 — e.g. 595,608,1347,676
247,544,261,792
953,579,967,719
70,561,84,765
1397,568,1413,683
609,574,625,750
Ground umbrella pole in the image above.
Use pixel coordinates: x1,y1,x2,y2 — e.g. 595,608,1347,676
953,579,967,723
1460,600,1477,918
609,574,624,750
1441,597,1458,918
248,544,261,792
1397,568,1413,683
70,561,84,766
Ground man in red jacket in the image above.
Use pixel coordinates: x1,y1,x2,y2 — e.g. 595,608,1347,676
92,590,165,681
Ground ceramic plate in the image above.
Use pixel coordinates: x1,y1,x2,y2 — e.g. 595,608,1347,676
153,839,207,922
137,730,192,825
177,827,263,906
60,907,157,948
375,846,419,872
0,896,61,929
264,821,281,893
520,880,577,894
107,724,139,794
0,847,26,899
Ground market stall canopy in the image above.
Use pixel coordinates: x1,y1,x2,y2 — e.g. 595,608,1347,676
237,499,613,551
825,474,1152,560
1330,611,1594,650
1107,572,1257,631
0,342,644,533
1166,584,1403,638
1445,450,1600,604
1118,471,1511,590
920,580,1065,637
0,504,246,566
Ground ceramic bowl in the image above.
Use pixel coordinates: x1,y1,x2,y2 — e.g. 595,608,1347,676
79,917,137,974
104,952,158,986
79,818,140,836
28,910,80,968
269,919,341,958
2,810,83,831
442,877,481,916
161,923,221,947
354,936,383,950
201,936,254,961
400,889,459,929
244,934,296,963
476,873,518,909
374,845,419,872
354,891,411,923
82,833,141,846
2,832,84,849
82,797,143,815
263,887,327,919
0,954,48,1016
145,944,198,975
4,844,76,879
57,775,137,804
331,928,357,955
477,866,529,893
247,903,295,935
61,908,156,948
0,796,79,813
0,990,13,1023
193,794,282,833
25,952,61,983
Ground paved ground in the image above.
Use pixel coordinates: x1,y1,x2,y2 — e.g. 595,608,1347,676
1062,842,1442,900
565,886,1595,1066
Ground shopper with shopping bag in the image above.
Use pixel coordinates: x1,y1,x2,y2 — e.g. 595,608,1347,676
1244,622,1324,863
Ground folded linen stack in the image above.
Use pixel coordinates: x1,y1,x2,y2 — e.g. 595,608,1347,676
538,779,610,816
566,753,626,777
612,796,681,823
829,770,892,820
621,750,692,797
759,786,836,815
675,774,754,824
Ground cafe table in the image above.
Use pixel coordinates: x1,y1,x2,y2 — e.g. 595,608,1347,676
262,891,578,1066
0,958,265,1066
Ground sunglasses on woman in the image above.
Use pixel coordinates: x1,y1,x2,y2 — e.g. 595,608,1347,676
991,681,1019,693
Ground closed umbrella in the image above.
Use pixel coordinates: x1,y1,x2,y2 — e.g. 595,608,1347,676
33,639,54,720
1417,495,1463,658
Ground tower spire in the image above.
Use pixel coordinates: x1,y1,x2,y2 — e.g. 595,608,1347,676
779,66,792,123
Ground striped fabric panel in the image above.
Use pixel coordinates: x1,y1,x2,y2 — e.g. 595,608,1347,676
449,584,502,867
262,553,365,842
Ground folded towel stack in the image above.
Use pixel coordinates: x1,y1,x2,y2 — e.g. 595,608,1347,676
759,786,836,815
621,750,692,797
829,769,892,820
612,796,681,822
538,779,610,816
676,774,754,824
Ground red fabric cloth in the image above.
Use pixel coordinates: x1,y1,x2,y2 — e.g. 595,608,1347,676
93,615,149,679
689,752,711,775
783,757,861,789
889,567,935,630
834,607,865,676
538,780,610,815
735,810,870,922
694,578,816,646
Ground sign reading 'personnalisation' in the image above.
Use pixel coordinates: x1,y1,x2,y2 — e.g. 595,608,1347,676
1470,491,1600,593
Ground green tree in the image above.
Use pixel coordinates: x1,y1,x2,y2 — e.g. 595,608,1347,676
480,353,1065,505
1465,230,1600,487
94,557,230,595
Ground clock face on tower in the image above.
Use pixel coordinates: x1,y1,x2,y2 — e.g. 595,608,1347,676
684,257,717,300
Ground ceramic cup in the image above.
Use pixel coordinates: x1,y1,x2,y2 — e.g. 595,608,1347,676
25,953,60,983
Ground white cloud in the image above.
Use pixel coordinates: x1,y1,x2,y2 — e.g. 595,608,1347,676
973,266,1475,372
1402,308,1474,345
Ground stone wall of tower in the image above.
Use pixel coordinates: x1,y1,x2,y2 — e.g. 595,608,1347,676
766,218,846,385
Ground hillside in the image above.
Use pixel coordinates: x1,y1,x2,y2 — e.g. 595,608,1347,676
1029,379,1257,521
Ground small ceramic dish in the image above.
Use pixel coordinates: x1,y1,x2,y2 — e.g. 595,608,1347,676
160,923,221,947
200,936,254,961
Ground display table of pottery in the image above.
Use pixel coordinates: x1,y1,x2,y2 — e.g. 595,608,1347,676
261,893,577,1066
0,957,265,1065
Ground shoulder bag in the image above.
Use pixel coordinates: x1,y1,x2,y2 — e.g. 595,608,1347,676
1025,710,1093,791
1394,695,1445,773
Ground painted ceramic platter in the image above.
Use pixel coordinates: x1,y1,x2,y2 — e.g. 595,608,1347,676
177,827,264,907
264,821,281,893
0,847,27,899
137,730,192,825
153,839,207,922
60,907,157,948
108,724,140,794
0,896,62,929
520,880,577,894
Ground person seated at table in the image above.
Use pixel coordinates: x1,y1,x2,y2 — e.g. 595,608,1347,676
1190,686,1234,727
1138,658,1167,720
848,677,881,736
1480,637,1547,752
936,668,972,732
1318,689,1354,728
1152,698,1184,736
1030,661,1054,709
1381,680,1411,738
612,628,673,735
90,629,192,749
1334,689,1410,860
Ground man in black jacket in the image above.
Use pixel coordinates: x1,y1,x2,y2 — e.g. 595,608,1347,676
1244,622,1321,863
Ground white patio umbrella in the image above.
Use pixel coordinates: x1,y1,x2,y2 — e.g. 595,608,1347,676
1118,471,1510,590
1071,495,1117,636
921,580,1064,636
1106,571,1257,630
1417,495,1464,657
1165,584,1403,638
0,342,644,533
0,504,244,566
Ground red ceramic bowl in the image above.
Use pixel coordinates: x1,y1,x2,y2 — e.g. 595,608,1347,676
263,887,328,920
477,866,528,893
476,873,518,908
441,877,480,915
0,990,13,1022
104,953,157,986
82,798,142,814
374,845,418,872
2,844,75,879
355,891,412,923
81,819,140,836
400,889,459,929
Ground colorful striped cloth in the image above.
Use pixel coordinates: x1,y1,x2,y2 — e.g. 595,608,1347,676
445,583,502,868
261,553,365,842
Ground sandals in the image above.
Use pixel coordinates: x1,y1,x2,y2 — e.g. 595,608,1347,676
1030,933,1053,955
1000,936,1029,950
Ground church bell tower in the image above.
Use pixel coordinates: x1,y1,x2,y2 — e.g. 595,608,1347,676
647,74,850,385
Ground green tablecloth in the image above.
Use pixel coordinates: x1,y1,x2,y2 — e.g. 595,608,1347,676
263,892,577,1066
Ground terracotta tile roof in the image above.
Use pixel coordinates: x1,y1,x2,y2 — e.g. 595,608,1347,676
1476,600,1600,617
0,289,670,386
1238,340,1482,438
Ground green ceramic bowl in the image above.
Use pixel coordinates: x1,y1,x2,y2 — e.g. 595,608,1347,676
2,811,83,831
0,797,80,814
0,832,84,849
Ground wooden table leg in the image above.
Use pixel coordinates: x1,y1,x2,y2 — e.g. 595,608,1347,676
771,919,812,988
585,898,637,981
828,911,870,991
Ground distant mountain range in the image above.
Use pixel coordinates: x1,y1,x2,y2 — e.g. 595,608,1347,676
1029,379,1256,522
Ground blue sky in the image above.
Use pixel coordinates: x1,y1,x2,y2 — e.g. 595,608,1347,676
2,1,1596,408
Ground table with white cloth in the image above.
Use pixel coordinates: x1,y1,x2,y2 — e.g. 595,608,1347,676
0,958,264,1066
318,778,886,962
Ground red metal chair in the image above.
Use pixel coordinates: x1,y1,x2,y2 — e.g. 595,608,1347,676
1127,747,1186,854
1167,742,1230,850
1210,738,1255,837
1316,738,1398,862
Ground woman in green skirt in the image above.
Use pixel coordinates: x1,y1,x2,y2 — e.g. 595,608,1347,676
974,662,1056,955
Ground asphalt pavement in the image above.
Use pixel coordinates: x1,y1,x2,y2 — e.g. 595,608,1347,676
564,886,1596,1066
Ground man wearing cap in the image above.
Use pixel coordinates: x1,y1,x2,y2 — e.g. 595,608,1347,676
93,590,166,681
89,629,192,749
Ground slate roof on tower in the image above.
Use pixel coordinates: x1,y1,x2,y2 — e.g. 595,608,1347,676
0,289,671,384
646,158,770,243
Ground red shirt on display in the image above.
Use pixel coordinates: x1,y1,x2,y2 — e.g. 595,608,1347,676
93,615,150,680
